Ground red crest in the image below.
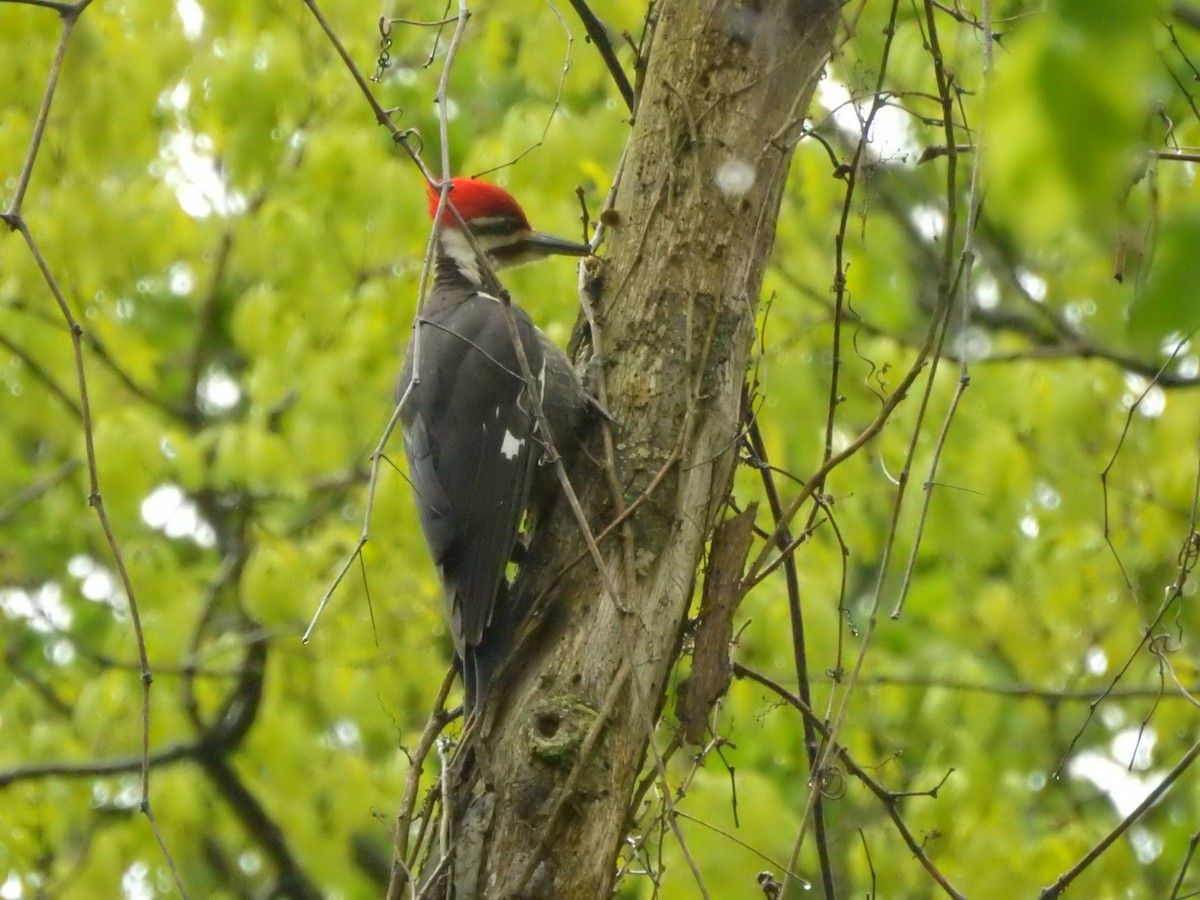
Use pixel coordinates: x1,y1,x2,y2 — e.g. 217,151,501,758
426,178,531,228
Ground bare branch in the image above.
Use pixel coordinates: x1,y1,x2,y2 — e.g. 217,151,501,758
565,0,635,112
734,663,967,900
1041,736,1200,899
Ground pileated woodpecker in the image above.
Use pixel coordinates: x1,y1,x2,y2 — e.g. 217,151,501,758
399,177,591,711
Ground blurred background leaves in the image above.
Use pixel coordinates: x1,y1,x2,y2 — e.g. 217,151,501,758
2,0,1200,897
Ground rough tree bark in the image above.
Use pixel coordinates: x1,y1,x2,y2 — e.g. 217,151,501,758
436,1,839,896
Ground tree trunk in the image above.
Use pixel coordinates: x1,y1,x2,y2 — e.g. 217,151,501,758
440,1,838,896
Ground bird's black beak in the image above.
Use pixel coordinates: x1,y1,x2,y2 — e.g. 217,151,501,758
521,231,591,258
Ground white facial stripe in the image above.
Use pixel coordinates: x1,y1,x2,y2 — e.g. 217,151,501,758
500,429,525,460
476,230,525,250
439,229,482,285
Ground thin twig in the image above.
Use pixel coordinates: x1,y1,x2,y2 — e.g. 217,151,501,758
1,1,88,217
890,0,990,620
0,332,82,418
862,673,1200,702
1059,339,1200,773
565,0,635,112
767,6,902,881
476,0,575,175
0,459,82,526
0,743,192,787
2,0,77,10
1168,831,1200,900
675,810,809,887
386,667,457,900
9,217,188,895
183,229,236,419
785,1,968,880
735,663,967,900
302,398,406,642
745,413,835,898
1041,736,1200,899
301,0,418,146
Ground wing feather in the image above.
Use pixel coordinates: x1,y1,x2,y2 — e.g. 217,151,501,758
400,293,542,651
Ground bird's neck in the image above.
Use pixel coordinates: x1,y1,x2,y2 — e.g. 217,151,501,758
435,229,486,288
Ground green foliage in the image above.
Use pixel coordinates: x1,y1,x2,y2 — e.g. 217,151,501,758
2,0,1200,897
1131,210,1200,345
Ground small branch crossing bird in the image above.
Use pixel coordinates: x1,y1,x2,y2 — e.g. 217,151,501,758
399,177,593,712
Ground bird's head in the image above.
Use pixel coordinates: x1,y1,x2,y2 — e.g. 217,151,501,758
427,177,590,283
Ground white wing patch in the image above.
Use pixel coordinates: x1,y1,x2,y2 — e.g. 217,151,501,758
500,429,525,460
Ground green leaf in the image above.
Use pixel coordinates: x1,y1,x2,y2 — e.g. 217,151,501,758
1129,210,1200,346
